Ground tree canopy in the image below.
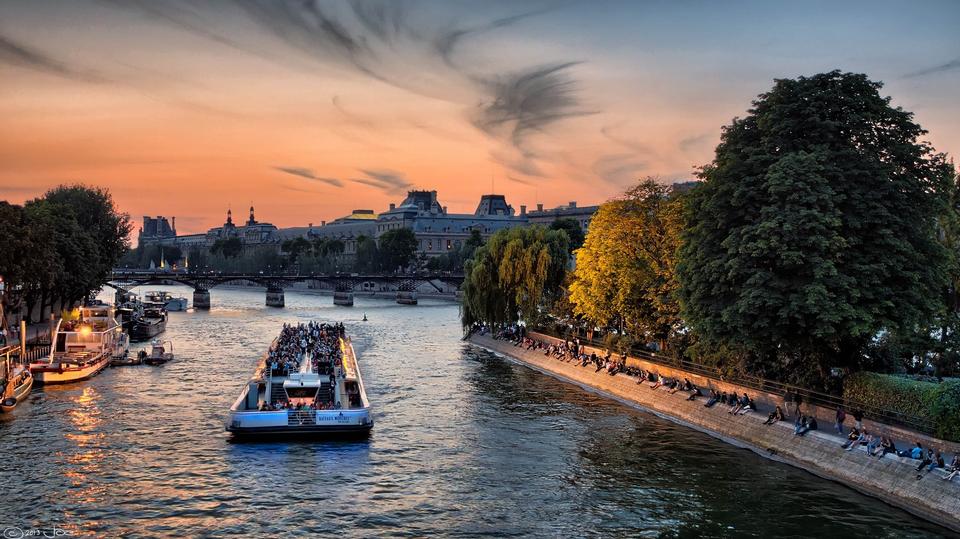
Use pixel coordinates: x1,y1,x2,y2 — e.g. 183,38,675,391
1,184,131,323
549,218,585,253
378,228,418,271
462,225,569,328
569,179,685,348
676,71,955,385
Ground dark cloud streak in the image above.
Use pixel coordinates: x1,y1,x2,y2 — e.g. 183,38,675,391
273,166,344,187
0,35,105,82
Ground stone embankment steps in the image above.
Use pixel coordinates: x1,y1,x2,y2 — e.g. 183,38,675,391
469,333,960,533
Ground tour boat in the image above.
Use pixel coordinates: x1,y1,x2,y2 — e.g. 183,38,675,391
30,304,125,384
1,345,33,413
145,291,188,311
129,302,167,342
144,339,174,365
226,323,373,437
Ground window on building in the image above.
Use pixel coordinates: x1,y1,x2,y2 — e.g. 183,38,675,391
428,240,433,250
446,239,452,250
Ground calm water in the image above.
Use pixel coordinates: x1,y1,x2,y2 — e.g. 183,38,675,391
0,285,953,538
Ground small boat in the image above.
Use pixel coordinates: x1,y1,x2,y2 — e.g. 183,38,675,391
30,304,125,384
143,340,174,365
226,322,373,437
1,345,33,413
129,303,167,342
145,291,188,311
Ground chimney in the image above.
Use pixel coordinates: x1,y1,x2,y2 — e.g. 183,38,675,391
309,222,313,228
442,206,447,214
520,205,526,216
536,203,543,212
569,201,577,208
389,203,396,210
321,220,326,226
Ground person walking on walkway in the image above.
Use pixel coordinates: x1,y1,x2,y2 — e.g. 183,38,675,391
835,406,846,435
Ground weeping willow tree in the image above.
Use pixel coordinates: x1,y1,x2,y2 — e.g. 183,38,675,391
461,225,569,329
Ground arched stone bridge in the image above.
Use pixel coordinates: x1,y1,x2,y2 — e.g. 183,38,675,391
107,270,464,309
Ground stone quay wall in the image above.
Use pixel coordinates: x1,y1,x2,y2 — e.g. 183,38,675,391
469,333,960,533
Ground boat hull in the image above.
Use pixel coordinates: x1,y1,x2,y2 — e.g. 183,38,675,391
129,318,167,342
30,355,110,384
226,409,373,438
1,374,33,413
164,298,188,311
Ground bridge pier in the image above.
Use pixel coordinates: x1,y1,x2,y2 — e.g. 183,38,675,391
396,291,418,305
333,291,354,306
193,289,211,310
266,287,285,308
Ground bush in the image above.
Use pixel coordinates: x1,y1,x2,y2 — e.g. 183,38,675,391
843,372,960,441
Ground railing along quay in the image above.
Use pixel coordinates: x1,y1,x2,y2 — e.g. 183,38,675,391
530,326,934,435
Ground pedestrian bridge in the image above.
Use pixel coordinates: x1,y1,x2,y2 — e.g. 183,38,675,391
107,270,464,308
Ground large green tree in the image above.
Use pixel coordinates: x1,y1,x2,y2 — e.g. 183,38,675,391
378,228,418,271
550,218,585,253
462,225,568,328
677,71,955,385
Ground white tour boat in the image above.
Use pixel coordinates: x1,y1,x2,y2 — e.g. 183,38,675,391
30,304,125,384
226,322,373,437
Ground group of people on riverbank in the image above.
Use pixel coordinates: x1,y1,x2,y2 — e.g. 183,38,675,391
482,325,960,484
834,412,960,481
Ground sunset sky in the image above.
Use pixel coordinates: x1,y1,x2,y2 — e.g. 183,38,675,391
1,0,958,236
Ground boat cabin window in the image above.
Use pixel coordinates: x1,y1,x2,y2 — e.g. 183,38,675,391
55,333,67,352
285,387,318,399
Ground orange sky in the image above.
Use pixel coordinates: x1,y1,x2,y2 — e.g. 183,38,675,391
1,1,958,236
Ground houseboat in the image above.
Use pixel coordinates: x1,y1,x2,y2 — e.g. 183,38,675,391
226,322,373,437
145,290,188,311
30,304,126,384
129,301,167,342
1,345,33,412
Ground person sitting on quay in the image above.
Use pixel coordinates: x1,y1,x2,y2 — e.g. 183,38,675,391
649,374,663,390
737,394,754,415
872,436,897,458
841,428,864,450
729,394,745,414
865,433,882,455
686,385,702,401
942,454,960,482
916,449,944,479
915,448,935,474
795,415,818,436
704,389,720,408
763,406,784,425
906,442,924,460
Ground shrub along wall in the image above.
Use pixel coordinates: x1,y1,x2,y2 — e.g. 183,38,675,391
844,373,960,442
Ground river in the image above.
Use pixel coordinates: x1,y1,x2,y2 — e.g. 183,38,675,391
0,285,953,537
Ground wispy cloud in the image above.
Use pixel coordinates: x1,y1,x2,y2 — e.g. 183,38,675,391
592,153,647,185
95,1,587,177
678,133,711,153
472,62,593,176
0,35,105,82
349,168,412,194
273,166,343,187
905,58,960,78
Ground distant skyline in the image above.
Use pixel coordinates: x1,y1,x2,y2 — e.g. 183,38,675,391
1,0,958,235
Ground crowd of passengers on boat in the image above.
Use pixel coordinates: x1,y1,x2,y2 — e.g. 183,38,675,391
267,321,344,376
